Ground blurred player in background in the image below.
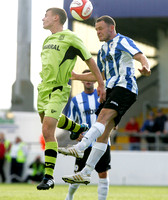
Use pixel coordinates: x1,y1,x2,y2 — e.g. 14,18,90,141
65,69,111,200
24,155,45,183
10,136,27,183
37,7,105,190
59,15,151,184
0,133,6,183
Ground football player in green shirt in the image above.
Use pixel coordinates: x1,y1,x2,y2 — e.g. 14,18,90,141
37,7,106,190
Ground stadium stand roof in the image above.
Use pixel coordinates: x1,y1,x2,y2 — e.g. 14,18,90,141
64,0,168,47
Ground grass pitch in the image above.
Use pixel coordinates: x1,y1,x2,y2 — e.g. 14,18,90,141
0,184,168,200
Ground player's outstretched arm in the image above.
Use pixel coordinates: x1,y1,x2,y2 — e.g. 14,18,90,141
70,58,106,103
134,53,151,76
71,71,96,82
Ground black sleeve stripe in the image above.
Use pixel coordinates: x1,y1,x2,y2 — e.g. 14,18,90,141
59,46,85,67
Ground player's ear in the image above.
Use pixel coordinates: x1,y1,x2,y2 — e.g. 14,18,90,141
54,14,59,22
111,24,115,31
107,24,113,32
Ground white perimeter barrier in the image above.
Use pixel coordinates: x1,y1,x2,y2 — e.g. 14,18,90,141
4,150,168,186
53,151,168,186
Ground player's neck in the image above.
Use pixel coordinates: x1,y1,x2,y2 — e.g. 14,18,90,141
51,25,63,34
84,89,94,94
107,32,117,42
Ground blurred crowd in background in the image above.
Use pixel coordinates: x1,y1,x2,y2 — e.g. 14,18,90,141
0,107,168,183
124,108,168,151
0,133,44,183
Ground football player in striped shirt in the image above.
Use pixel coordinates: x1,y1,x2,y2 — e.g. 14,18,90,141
65,69,111,200
59,15,151,184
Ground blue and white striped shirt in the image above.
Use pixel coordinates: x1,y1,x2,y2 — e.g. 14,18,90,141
67,89,99,128
68,89,111,146
97,33,142,94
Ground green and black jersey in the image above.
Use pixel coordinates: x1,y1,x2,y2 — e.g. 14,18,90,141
40,29,92,85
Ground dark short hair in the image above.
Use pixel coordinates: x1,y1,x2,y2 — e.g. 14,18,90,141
96,15,116,27
82,69,91,74
47,7,67,25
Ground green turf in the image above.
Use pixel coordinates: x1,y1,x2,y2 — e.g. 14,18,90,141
0,184,168,200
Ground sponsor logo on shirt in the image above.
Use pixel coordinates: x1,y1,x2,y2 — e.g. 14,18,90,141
83,109,97,115
43,44,60,51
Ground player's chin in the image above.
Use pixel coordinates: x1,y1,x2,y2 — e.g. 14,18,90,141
43,24,48,29
98,37,104,42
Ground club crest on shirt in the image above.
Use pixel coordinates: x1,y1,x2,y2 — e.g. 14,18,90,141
59,35,65,40
109,41,113,49
51,109,57,113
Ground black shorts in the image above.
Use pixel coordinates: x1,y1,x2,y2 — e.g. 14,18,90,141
96,86,137,126
74,145,111,173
